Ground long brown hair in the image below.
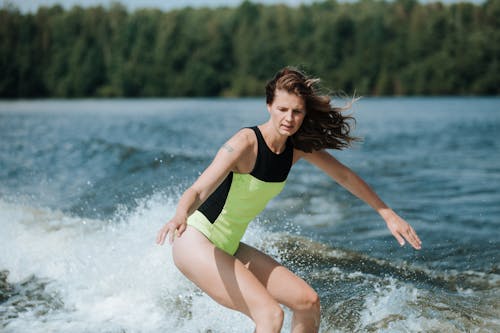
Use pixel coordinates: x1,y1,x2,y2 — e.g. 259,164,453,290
266,67,358,153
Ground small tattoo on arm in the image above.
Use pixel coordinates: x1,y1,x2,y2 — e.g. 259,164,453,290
222,143,234,152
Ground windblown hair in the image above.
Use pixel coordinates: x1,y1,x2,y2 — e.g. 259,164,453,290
265,67,358,153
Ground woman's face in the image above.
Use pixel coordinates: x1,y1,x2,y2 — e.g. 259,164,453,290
267,89,306,137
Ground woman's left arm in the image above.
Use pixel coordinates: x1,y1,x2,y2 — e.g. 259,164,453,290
302,149,422,250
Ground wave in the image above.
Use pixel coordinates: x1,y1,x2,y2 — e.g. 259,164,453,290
86,137,205,164
0,196,260,332
0,197,498,332
2,134,209,185
264,235,500,332
267,235,499,293
0,136,212,219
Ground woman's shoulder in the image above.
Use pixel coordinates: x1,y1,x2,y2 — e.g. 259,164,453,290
225,127,257,152
233,127,257,144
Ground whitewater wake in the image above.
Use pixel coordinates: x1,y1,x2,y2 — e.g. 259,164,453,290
1,195,498,332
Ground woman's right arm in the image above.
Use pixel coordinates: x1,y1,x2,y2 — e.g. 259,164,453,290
156,130,253,245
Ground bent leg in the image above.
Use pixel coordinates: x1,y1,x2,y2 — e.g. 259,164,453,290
235,242,321,333
172,226,283,333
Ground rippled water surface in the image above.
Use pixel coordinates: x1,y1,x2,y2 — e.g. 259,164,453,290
1,97,499,332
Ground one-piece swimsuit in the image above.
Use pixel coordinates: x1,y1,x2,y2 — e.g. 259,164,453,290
186,126,294,255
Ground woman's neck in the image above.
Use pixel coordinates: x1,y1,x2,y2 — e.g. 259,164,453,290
258,122,288,154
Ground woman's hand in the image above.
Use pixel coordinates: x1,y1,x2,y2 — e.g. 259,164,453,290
381,209,422,250
156,213,188,246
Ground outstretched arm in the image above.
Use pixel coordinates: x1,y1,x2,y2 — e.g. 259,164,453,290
301,149,422,250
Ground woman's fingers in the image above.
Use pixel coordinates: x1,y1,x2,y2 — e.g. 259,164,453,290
406,227,422,249
397,225,422,250
393,232,405,247
177,223,187,237
387,215,422,250
168,224,176,244
156,216,188,246
157,223,174,245
156,225,168,245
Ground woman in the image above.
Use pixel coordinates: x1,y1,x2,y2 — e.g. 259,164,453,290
156,67,422,333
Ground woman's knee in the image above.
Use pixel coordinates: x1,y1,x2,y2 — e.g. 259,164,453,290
254,302,284,332
295,287,321,312
268,303,285,324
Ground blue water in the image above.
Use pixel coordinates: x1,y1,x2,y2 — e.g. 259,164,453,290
0,97,499,332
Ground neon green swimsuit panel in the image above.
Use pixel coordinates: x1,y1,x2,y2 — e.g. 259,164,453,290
188,173,285,255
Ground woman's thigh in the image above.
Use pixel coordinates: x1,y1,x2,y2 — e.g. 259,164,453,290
234,242,318,310
172,226,279,319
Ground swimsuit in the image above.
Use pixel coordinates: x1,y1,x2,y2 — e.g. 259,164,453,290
187,126,293,255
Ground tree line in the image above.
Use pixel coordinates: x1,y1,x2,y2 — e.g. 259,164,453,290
1,0,498,98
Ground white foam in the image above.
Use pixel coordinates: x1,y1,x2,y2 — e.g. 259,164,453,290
0,196,279,332
359,279,463,332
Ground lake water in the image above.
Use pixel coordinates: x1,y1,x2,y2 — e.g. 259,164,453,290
0,97,499,332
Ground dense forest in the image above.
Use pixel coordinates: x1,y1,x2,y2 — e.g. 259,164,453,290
0,0,499,98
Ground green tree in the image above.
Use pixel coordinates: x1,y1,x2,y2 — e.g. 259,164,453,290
0,0,497,97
